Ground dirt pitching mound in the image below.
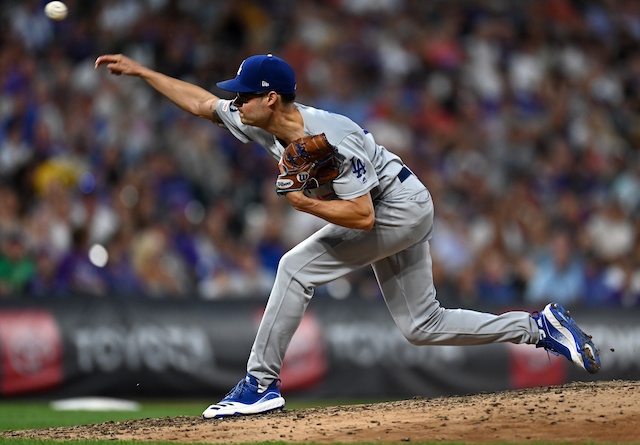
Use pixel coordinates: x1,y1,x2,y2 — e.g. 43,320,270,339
2,380,638,443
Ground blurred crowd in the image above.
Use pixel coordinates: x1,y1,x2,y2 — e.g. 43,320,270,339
1,0,640,308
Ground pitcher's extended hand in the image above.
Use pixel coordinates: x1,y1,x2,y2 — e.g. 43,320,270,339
95,54,144,76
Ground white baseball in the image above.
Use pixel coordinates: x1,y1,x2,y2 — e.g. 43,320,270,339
44,1,68,21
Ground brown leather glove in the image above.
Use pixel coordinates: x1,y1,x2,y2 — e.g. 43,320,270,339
276,133,340,195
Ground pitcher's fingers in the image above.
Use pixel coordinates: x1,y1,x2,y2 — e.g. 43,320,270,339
94,55,119,68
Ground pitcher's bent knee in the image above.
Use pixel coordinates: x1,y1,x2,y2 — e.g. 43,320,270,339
397,309,444,345
404,331,429,345
276,250,302,279
273,249,315,295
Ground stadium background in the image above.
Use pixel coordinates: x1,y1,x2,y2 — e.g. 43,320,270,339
0,0,639,400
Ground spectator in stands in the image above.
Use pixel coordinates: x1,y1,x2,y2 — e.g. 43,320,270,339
475,248,520,306
54,227,110,297
25,246,59,298
524,228,586,307
0,228,35,297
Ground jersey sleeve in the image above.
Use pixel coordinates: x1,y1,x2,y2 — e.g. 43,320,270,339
330,132,379,200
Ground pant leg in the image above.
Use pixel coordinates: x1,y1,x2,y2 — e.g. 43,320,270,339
247,190,434,385
247,224,373,384
372,238,539,346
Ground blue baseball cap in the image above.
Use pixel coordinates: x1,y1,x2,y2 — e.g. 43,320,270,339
216,54,296,95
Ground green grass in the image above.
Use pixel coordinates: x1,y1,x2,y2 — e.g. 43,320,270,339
0,399,396,431
0,400,206,431
0,400,214,445
0,400,263,444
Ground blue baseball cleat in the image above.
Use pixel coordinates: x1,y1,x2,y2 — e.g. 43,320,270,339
202,374,285,419
534,303,601,374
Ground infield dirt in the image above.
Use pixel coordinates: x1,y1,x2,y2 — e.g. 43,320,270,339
2,380,638,443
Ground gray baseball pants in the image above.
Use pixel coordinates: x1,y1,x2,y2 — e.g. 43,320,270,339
247,174,540,385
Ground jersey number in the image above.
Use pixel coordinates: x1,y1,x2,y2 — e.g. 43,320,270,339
351,158,366,178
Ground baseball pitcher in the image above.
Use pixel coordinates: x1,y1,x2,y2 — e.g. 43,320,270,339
95,53,601,419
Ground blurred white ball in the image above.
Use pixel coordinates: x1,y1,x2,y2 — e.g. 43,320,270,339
45,1,68,21
89,244,109,268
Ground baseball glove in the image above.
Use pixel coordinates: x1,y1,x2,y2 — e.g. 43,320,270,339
275,133,341,195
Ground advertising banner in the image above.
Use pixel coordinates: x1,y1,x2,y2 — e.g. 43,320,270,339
0,298,637,400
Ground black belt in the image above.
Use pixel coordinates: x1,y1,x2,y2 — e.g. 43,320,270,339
398,166,412,183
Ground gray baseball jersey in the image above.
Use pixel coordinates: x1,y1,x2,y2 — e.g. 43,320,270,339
216,99,539,387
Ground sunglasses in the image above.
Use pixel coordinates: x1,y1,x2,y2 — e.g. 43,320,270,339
233,91,270,105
